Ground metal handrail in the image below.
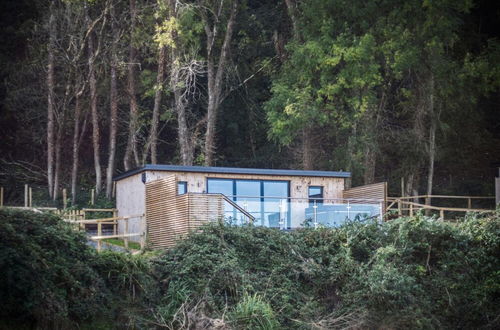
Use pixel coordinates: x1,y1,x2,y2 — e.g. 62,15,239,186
192,193,256,222
228,195,384,202
221,195,256,222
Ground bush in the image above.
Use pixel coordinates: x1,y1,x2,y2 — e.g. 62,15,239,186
0,208,153,328
1,208,498,329
151,213,500,329
229,293,279,329
0,209,108,328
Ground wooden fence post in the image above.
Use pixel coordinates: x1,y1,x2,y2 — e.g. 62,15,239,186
409,203,414,217
124,218,129,249
29,187,32,207
113,209,117,235
398,199,402,216
467,198,472,209
24,184,28,207
140,215,146,251
63,189,67,209
97,222,102,252
0,187,3,207
440,209,444,220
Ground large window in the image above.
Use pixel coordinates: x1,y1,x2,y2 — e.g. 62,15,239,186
207,178,290,228
236,180,261,222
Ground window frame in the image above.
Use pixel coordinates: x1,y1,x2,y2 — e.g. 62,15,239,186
177,181,188,195
206,177,291,228
308,185,324,205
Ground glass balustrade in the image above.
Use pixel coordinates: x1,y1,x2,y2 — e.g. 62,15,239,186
217,196,383,229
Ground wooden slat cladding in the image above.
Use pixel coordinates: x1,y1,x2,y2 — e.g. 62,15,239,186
343,182,387,212
145,175,186,249
187,194,225,231
145,176,228,249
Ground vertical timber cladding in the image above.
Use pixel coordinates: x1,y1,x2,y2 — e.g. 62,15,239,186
343,182,388,212
145,175,226,249
145,175,189,249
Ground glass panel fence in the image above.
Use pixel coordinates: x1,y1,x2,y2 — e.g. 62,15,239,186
219,196,383,229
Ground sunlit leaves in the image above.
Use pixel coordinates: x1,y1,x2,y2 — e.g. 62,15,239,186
154,17,179,49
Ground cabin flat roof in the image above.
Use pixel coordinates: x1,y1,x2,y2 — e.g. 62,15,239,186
113,164,351,181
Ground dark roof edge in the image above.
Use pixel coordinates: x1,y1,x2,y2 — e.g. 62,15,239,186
113,164,351,181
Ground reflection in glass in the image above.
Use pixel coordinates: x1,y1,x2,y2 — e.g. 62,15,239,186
235,180,261,224
207,178,290,228
263,181,288,227
177,181,188,195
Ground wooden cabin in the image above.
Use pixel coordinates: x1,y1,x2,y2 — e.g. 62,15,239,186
113,165,386,248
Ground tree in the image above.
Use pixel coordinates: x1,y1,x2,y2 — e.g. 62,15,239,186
46,0,56,199
200,0,239,166
105,1,121,198
123,0,140,171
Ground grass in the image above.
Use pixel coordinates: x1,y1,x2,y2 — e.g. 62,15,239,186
103,238,141,250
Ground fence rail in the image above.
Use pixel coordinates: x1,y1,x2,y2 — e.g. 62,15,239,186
64,214,145,251
386,195,495,220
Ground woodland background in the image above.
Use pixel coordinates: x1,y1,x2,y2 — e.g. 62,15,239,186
0,0,499,207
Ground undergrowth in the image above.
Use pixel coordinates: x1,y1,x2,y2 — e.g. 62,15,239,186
0,208,498,329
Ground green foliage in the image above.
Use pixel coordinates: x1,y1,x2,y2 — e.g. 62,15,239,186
0,208,107,326
1,208,498,329
0,208,153,328
151,213,500,329
229,293,279,330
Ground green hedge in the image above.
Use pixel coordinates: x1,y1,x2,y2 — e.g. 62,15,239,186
1,208,498,329
152,212,500,329
0,209,152,329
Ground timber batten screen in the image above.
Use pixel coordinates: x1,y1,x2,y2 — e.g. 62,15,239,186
145,175,251,249
145,176,188,249
343,182,387,213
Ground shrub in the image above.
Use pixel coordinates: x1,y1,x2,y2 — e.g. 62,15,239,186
229,293,279,330
0,208,154,328
0,208,108,327
1,208,498,329
151,213,500,329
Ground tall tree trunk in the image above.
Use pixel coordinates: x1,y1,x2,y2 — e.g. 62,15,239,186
168,0,194,166
53,82,70,201
106,4,119,198
425,75,436,214
284,0,300,41
88,33,102,195
204,0,238,166
302,128,313,170
345,125,357,189
124,0,140,170
363,146,376,184
53,128,62,201
71,87,84,205
47,4,56,199
285,0,316,170
144,46,166,164
175,74,194,165
406,79,426,202
363,94,384,185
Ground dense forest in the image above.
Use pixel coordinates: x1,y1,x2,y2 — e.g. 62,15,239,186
0,0,499,206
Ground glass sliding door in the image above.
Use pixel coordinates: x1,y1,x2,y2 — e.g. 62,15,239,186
263,181,289,228
206,178,290,228
235,180,262,225
206,179,235,220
